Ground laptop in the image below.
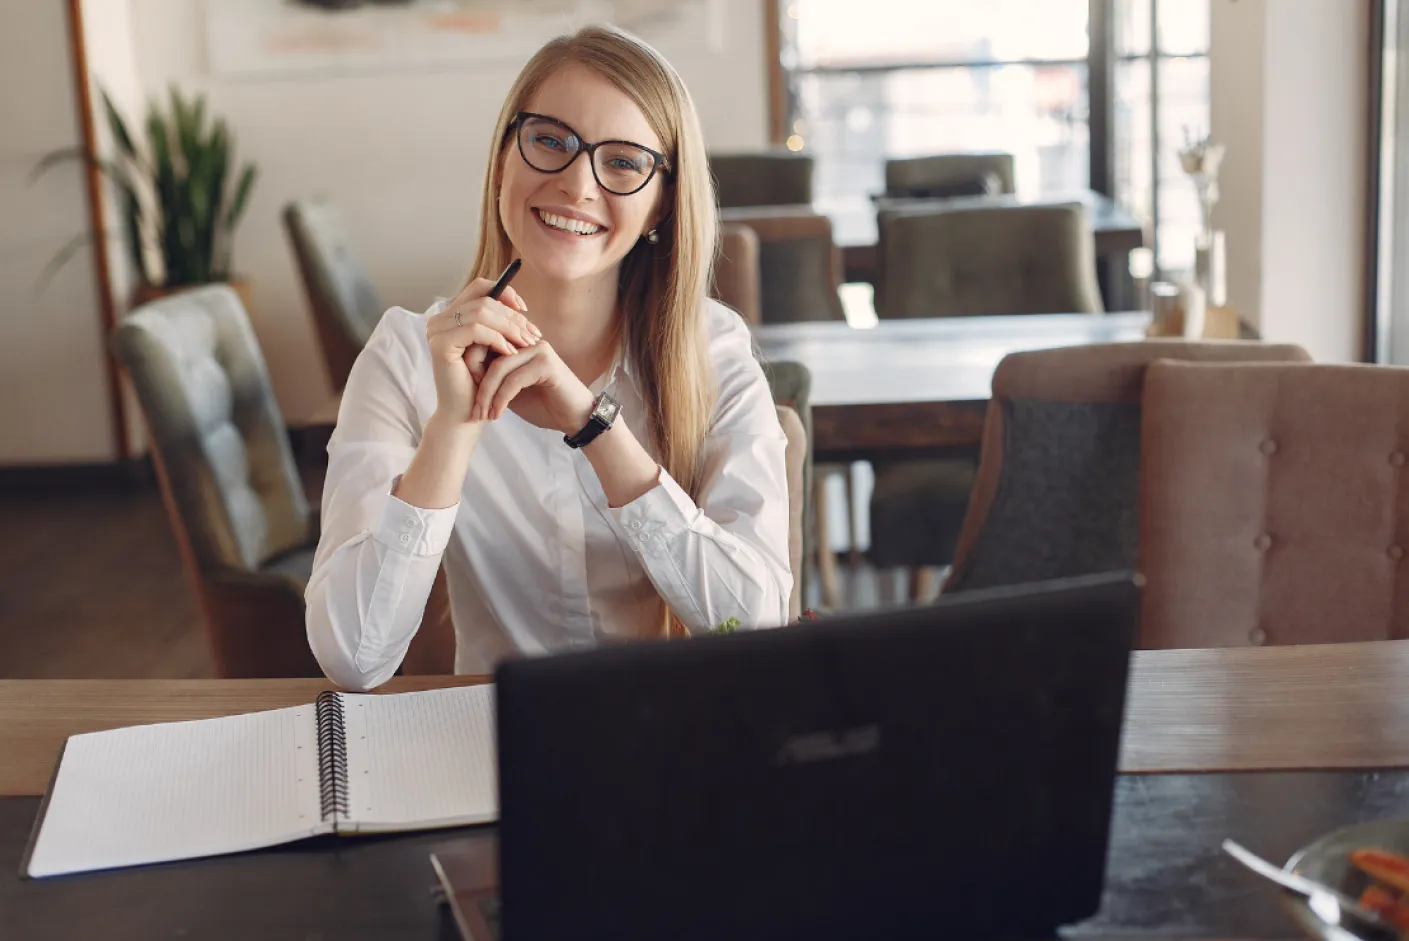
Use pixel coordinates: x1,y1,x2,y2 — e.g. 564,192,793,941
444,572,1140,941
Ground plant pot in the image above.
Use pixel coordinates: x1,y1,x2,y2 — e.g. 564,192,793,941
130,276,254,314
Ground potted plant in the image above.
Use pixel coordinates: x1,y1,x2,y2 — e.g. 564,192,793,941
34,86,258,309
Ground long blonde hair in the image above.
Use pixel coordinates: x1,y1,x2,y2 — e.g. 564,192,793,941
470,26,718,637
469,25,717,501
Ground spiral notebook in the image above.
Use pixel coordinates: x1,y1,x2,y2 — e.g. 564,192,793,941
21,685,498,879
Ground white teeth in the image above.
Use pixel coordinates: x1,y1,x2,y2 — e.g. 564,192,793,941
537,210,602,236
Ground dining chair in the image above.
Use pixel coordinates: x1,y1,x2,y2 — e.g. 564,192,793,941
1140,360,1409,648
113,285,453,677
716,206,846,324
874,201,1103,319
709,150,813,209
883,152,1016,199
764,361,816,611
940,341,1313,600
869,202,1105,596
283,199,386,392
713,222,761,324
776,404,807,621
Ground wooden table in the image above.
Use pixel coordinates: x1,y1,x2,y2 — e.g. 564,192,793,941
4,640,1408,799
7,641,1409,939
824,189,1149,288
753,311,1152,463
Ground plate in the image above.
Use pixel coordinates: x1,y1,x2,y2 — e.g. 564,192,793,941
1283,819,1409,941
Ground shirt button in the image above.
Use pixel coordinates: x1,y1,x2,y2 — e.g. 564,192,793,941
1391,545,1405,561
399,533,411,545
639,532,651,543
630,521,643,531
1253,534,1272,552
403,518,417,530
1248,627,1268,646
1392,452,1407,468
1259,439,1278,456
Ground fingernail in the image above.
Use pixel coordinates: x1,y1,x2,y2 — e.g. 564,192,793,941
531,325,543,337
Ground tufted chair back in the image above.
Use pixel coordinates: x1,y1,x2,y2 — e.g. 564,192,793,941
1141,360,1409,647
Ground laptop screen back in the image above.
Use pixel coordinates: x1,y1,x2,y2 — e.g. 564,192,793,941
494,573,1140,941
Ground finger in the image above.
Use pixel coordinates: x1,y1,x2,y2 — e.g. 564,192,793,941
432,323,516,359
473,349,533,422
464,345,489,382
490,359,544,420
432,299,538,347
497,285,533,319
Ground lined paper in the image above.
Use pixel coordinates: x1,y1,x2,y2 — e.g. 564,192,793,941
340,685,497,832
26,705,325,878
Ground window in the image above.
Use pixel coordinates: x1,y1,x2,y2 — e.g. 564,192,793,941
779,0,1210,278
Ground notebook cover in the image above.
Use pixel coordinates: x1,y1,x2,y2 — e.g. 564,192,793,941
17,738,68,880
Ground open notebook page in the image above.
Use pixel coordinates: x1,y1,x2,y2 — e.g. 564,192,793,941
340,685,497,832
26,704,324,878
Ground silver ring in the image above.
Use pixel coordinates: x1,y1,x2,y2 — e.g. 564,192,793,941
454,309,462,327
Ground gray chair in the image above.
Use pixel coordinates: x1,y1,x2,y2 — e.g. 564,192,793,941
869,203,1106,596
874,201,1103,320
883,152,1016,199
775,404,807,622
113,285,453,676
717,207,846,325
709,151,813,209
763,361,813,610
943,341,1314,596
283,199,385,392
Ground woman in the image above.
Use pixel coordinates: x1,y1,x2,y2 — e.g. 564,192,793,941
306,25,792,690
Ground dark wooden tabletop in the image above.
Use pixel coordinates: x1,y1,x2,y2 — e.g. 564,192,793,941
8,771,1406,941
753,312,1152,462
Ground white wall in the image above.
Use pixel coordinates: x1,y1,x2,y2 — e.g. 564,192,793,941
0,2,114,464
1211,0,1368,362
116,0,769,424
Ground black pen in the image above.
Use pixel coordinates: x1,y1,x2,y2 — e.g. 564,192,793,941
487,257,522,301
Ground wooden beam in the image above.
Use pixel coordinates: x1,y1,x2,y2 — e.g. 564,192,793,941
63,0,129,461
763,0,787,145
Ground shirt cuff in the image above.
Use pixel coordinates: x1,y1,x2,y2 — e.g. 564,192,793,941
374,484,459,557
609,468,697,556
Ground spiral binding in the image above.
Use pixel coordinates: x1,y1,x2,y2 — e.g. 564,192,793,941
314,690,349,822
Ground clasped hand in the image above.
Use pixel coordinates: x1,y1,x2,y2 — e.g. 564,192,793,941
426,277,596,436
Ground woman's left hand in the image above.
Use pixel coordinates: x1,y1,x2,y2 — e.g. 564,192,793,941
469,340,596,435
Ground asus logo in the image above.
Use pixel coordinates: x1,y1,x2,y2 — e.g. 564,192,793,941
774,725,881,766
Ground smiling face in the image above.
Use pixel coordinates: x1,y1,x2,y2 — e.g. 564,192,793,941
498,63,670,288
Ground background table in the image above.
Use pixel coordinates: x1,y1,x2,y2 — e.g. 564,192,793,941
752,312,1152,462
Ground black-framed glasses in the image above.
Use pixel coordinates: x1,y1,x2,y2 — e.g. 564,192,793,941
511,111,671,197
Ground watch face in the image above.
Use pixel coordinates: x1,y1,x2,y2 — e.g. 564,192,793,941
594,394,620,424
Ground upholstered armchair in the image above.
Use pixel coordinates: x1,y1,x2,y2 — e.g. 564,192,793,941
709,150,814,209
883,152,1016,199
114,285,452,676
283,199,386,392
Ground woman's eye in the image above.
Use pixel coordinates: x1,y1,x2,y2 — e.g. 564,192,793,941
609,156,645,173
534,135,567,151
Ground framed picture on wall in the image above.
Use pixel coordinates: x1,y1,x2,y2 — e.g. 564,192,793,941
203,0,724,77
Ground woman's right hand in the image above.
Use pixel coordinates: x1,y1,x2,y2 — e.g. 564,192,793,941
425,277,540,426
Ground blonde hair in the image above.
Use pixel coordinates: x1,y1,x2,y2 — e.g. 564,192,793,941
470,26,717,636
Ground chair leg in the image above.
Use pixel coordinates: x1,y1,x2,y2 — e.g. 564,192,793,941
908,567,939,603
844,464,863,565
813,472,841,609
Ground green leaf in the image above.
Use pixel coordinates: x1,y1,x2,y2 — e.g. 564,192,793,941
218,163,256,277
99,88,140,167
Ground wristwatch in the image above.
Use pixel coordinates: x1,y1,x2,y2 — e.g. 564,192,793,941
564,392,620,449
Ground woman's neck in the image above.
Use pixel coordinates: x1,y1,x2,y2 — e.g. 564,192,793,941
512,264,622,385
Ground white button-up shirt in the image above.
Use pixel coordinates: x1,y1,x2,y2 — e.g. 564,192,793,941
305,297,792,690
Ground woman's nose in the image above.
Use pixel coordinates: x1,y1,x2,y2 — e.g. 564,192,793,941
555,150,600,200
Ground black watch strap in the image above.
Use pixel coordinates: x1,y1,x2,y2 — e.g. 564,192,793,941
564,392,620,449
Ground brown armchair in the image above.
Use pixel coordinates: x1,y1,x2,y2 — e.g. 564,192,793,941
114,285,452,677
883,152,1016,199
875,201,1103,320
942,341,1313,598
709,150,813,208
717,206,846,324
713,222,761,324
1140,360,1409,648
283,199,385,392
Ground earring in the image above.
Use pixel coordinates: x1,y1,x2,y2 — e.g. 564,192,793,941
644,229,659,244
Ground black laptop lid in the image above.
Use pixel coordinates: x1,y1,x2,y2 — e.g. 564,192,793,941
494,572,1140,941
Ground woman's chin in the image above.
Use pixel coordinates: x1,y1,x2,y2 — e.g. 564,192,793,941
521,242,620,285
